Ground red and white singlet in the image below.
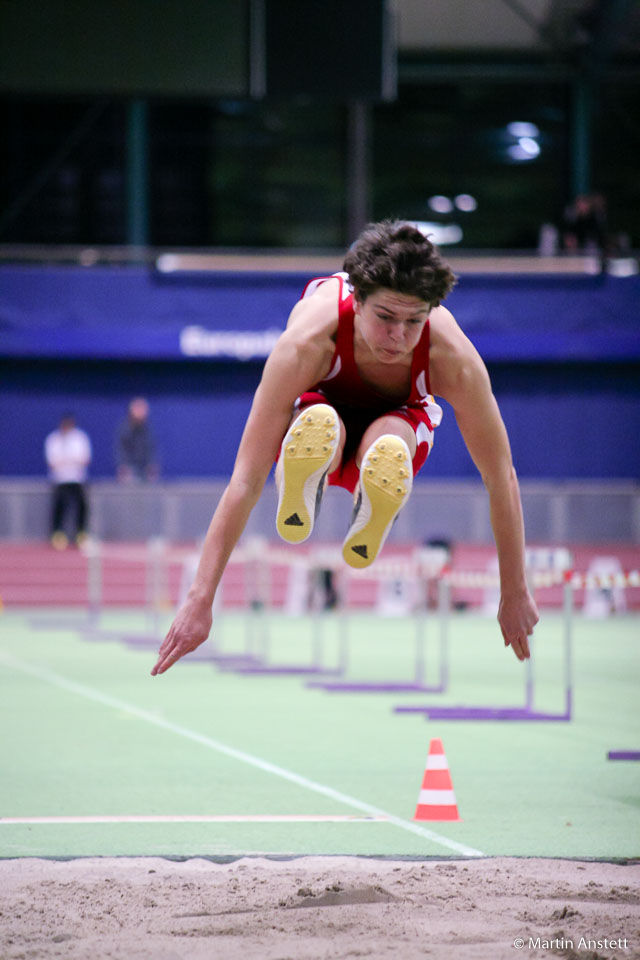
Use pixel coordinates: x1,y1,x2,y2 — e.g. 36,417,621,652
294,273,443,493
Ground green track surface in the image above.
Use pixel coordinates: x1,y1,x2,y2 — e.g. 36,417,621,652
0,608,638,860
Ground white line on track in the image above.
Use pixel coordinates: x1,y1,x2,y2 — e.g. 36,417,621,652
0,651,484,858
1,815,386,824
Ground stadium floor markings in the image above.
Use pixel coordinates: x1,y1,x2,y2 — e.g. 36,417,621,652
0,649,484,858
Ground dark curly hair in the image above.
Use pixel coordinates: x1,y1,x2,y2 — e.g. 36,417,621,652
343,220,457,306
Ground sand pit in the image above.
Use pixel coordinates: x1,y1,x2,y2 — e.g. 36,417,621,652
1,856,638,959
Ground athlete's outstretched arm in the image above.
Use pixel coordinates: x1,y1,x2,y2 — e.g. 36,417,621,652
431,312,539,660
152,288,338,675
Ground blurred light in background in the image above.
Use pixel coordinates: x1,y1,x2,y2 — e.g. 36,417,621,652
411,221,463,245
507,137,541,161
454,193,477,212
506,121,540,139
427,195,454,214
503,120,542,163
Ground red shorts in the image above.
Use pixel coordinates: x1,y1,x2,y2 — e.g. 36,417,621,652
295,391,436,494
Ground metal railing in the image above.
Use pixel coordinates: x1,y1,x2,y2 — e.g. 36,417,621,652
1,478,638,545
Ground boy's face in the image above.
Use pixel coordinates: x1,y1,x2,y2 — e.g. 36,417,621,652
353,288,430,363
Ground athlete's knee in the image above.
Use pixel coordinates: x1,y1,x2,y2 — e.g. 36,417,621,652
358,416,417,462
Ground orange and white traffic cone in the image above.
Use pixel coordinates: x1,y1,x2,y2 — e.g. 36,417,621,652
414,737,461,821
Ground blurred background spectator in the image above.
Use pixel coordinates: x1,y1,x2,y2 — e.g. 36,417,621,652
44,413,92,549
562,193,608,255
116,397,158,483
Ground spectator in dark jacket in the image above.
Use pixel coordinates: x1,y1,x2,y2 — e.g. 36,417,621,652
116,397,158,482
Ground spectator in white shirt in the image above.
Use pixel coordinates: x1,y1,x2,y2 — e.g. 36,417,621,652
44,413,92,549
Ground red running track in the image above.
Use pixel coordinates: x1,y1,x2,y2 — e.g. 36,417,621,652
0,541,638,609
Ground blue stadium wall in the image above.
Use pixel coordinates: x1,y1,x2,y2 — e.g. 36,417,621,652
1,265,639,480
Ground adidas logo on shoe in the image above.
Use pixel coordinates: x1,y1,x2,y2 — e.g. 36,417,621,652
284,513,304,526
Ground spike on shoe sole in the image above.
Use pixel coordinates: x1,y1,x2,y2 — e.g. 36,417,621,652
276,404,339,544
342,435,412,568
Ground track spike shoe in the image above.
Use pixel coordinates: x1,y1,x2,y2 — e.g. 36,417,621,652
276,404,340,544
342,434,413,568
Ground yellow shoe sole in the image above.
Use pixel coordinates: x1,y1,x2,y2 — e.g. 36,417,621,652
342,435,412,569
276,404,339,544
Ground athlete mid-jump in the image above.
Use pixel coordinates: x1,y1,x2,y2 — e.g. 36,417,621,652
152,220,538,675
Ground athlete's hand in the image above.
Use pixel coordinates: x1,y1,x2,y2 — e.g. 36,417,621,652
151,596,213,675
498,588,539,661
